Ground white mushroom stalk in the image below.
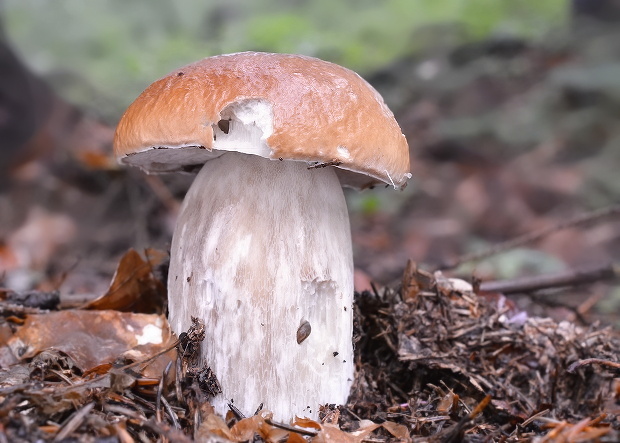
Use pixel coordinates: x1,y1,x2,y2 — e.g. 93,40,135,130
168,152,354,419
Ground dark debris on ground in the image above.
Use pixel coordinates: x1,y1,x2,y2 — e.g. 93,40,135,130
1,258,619,442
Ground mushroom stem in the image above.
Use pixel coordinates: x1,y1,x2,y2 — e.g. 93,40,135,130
168,152,354,420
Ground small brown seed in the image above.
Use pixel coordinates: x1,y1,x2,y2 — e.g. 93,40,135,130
296,320,311,344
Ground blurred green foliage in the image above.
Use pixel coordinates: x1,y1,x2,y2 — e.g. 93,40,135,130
3,0,566,119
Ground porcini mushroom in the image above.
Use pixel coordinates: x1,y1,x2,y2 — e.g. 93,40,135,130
114,52,410,420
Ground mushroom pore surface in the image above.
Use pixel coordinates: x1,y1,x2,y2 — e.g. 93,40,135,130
168,152,354,420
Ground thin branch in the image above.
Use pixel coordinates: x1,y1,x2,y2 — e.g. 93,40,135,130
53,402,95,442
567,358,620,373
441,204,620,270
479,263,619,295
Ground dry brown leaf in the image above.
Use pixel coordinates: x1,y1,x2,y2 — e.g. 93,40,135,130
538,416,612,442
230,416,263,441
286,432,308,443
292,416,322,431
198,411,315,443
82,362,113,378
198,413,236,441
312,423,371,443
5,309,173,372
380,420,411,440
312,419,408,443
82,248,167,313
257,419,290,443
437,391,458,414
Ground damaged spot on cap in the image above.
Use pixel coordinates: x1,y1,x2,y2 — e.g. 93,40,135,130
307,159,342,170
217,119,231,134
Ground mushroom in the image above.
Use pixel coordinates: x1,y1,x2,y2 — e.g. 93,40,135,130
114,52,410,420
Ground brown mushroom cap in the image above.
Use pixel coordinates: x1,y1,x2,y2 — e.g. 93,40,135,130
114,51,410,189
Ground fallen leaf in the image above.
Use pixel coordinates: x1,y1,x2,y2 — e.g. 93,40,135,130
82,248,167,313
198,413,236,441
292,416,322,431
380,420,411,440
286,433,306,442
5,309,173,372
313,424,367,443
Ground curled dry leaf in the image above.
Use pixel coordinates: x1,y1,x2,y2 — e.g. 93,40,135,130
380,420,410,440
5,309,173,372
198,413,233,441
313,423,377,443
437,391,459,414
286,433,308,443
82,248,167,313
198,411,288,443
292,416,322,431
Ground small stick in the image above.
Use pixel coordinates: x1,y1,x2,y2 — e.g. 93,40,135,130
156,362,171,423
441,204,620,270
264,418,318,437
175,356,183,404
53,402,95,442
479,263,619,294
227,402,246,420
520,408,550,428
567,358,620,373
161,395,181,430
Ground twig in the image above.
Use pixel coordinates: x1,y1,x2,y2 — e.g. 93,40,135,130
227,402,246,420
53,402,95,441
161,395,181,429
567,358,620,373
441,204,620,270
519,409,550,428
264,418,318,437
478,262,619,294
156,363,166,423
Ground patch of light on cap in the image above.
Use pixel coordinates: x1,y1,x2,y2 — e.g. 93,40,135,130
336,146,351,161
213,99,273,158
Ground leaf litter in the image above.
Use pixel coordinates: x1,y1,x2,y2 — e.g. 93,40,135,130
1,251,619,441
